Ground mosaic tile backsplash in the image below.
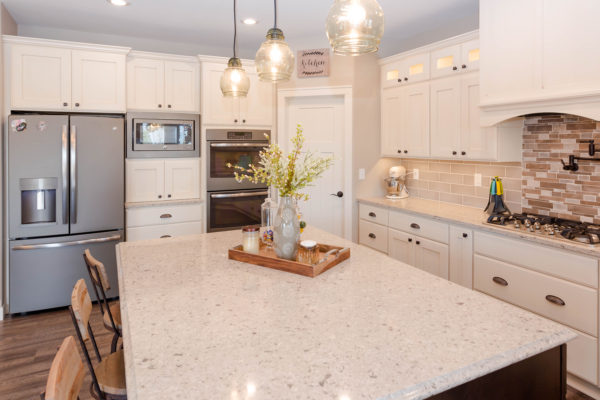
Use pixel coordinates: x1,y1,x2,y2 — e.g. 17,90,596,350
522,114,600,223
401,113,600,223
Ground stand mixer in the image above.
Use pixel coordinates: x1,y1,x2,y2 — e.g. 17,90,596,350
384,166,410,199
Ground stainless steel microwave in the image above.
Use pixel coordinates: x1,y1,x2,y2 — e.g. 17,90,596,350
126,112,200,158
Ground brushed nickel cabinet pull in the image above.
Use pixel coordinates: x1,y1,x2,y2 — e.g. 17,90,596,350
410,223,420,229
492,276,508,286
368,212,376,217
160,235,172,239
160,214,172,219
368,233,376,239
545,295,566,306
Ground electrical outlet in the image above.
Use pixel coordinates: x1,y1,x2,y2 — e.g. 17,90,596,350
358,168,365,180
413,168,419,180
474,173,482,187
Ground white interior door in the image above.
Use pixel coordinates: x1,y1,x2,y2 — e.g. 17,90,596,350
278,89,351,239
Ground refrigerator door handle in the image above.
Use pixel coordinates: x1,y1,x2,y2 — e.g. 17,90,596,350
11,234,122,250
70,125,77,224
61,125,69,225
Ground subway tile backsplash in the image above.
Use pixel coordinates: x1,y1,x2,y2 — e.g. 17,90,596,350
402,159,523,213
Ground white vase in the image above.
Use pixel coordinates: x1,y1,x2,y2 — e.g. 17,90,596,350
273,196,300,260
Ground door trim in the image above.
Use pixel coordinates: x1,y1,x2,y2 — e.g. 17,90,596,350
277,86,353,240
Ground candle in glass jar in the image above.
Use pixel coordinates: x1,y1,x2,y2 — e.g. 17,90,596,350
242,226,260,254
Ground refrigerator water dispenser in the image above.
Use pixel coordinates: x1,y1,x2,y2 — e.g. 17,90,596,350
20,178,57,224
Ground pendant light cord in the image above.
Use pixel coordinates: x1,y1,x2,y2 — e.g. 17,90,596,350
273,0,278,29
233,0,238,58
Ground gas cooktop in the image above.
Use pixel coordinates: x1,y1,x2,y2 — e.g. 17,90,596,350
487,213,600,245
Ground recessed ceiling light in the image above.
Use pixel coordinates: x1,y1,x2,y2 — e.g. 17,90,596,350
242,18,258,25
107,0,129,6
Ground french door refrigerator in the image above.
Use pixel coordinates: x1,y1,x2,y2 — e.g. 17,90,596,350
7,114,124,313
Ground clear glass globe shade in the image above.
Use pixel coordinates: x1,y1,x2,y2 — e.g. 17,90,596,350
220,58,250,97
255,30,295,82
326,0,384,55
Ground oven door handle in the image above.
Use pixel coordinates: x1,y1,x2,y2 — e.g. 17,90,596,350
209,143,268,148
210,191,269,199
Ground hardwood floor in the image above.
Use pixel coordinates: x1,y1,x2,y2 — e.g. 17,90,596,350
0,307,595,400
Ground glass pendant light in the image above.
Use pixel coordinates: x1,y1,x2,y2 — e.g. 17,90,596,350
255,0,295,82
221,0,250,97
326,0,384,56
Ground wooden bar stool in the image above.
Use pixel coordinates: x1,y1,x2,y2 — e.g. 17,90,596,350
70,279,127,400
83,249,121,353
41,336,85,400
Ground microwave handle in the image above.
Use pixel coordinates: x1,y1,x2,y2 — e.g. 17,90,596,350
210,191,269,199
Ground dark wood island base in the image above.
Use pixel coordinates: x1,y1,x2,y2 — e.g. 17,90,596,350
430,344,566,400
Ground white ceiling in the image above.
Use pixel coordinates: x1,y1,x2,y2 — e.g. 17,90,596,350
3,0,479,58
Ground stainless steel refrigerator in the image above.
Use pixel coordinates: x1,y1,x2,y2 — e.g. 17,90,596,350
7,114,124,313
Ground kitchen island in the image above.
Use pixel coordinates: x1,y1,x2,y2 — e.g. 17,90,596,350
116,227,575,399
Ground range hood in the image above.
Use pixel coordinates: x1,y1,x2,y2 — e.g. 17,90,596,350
479,0,600,126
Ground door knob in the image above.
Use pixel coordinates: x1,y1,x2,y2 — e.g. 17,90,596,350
330,191,344,198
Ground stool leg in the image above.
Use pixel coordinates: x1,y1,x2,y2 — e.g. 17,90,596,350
111,332,119,354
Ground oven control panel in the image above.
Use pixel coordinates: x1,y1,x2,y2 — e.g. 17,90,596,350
227,131,253,140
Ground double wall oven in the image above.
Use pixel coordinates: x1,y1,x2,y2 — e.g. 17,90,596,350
207,129,270,232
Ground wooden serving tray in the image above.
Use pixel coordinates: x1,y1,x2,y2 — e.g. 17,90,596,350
228,243,350,278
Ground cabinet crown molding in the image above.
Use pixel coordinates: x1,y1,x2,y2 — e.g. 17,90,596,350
197,54,255,67
3,35,131,54
128,50,198,63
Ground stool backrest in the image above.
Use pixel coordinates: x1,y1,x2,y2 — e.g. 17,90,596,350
44,336,85,400
70,279,92,341
83,249,110,290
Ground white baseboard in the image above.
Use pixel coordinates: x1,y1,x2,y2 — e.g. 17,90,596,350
568,374,600,399
0,305,4,321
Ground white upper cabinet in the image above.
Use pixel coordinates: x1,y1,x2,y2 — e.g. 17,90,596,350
127,58,165,111
430,77,461,158
71,50,126,112
10,44,71,111
381,52,430,88
7,38,128,112
164,61,199,112
380,86,403,157
430,40,479,78
127,53,199,113
480,0,600,106
201,60,273,127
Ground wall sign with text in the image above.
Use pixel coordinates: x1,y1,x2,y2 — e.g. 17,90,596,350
297,49,330,78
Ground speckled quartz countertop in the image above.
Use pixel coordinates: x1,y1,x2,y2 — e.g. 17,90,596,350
116,227,575,400
358,197,600,257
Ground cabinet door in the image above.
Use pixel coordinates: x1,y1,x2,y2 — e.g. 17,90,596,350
125,159,165,203
380,86,404,157
403,82,430,157
381,60,405,88
239,70,273,126
430,77,460,158
164,158,200,200
460,39,480,72
449,227,473,288
126,57,165,111
201,62,239,125
430,44,461,78
164,61,199,112
402,53,430,84
71,50,126,112
414,236,449,279
388,228,415,266
460,73,496,160
10,44,71,110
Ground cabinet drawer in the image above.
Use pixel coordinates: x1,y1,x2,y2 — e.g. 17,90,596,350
389,211,448,244
126,221,203,242
359,220,388,253
568,329,598,385
474,231,598,288
474,254,598,336
126,203,203,227
359,203,389,226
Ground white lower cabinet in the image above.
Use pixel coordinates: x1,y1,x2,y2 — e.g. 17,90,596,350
449,227,473,289
359,220,388,253
388,228,448,279
126,203,203,242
